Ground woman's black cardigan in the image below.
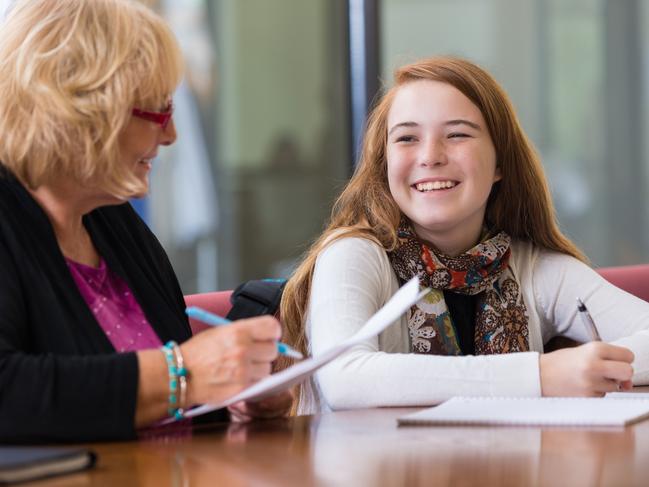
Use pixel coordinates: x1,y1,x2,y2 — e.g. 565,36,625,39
0,168,224,443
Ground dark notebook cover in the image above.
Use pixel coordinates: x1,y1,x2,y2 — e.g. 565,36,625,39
0,447,96,484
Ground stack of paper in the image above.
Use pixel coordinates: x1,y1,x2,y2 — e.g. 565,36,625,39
398,397,649,427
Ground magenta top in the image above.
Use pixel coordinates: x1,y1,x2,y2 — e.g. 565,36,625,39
67,258,194,437
66,258,162,352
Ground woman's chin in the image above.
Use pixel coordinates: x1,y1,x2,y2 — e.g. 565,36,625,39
132,172,151,197
125,177,149,200
131,192,147,201
131,185,149,199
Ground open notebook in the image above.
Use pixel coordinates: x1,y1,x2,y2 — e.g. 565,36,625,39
398,397,649,427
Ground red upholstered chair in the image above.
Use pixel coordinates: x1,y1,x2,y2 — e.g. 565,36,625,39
597,264,649,303
184,291,233,335
183,264,649,337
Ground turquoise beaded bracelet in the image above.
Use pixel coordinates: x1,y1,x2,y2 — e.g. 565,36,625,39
171,341,188,420
161,340,187,420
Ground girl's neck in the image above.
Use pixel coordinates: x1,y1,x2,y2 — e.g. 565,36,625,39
414,222,484,257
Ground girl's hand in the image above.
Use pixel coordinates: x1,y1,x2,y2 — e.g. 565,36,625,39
540,342,634,397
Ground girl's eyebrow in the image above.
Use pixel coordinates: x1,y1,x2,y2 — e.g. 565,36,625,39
388,119,482,136
388,121,419,135
445,119,481,130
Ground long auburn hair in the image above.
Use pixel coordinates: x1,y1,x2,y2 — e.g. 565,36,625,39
279,56,585,384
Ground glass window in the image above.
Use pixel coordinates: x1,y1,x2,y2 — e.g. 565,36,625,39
149,0,351,292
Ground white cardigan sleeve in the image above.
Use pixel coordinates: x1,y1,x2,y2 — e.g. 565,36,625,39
308,237,542,410
532,251,649,384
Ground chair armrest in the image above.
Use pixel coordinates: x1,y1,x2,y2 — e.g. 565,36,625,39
184,291,233,335
598,264,649,302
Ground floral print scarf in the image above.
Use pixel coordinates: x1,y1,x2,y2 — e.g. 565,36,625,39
388,223,529,355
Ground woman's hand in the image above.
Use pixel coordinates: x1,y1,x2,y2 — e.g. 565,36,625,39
227,390,294,423
540,342,634,397
179,316,281,407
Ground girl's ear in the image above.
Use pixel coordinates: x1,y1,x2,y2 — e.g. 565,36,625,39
494,165,503,182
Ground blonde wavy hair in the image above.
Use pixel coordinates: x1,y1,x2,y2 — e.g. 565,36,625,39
0,0,184,198
279,57,586,405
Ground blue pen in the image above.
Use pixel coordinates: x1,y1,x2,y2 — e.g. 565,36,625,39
185,306,304,359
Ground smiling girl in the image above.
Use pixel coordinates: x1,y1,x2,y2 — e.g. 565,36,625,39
280,57,649,414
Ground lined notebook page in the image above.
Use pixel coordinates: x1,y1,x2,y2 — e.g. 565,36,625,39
398,397,649,427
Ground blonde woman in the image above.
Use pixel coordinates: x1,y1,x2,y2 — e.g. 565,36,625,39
281,57,649,414
0,0,289,442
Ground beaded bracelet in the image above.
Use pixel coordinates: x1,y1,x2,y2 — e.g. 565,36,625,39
161,340,188,420
171,342,187,420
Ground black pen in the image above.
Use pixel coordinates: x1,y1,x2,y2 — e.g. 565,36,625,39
576,297,602,341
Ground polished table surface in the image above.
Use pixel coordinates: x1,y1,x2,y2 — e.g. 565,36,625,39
29,397,649,487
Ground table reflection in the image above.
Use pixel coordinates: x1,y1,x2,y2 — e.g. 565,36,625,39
309,408,644,486
539,427,636,486
33,407,649,487
129,418,315,486
311,410,543,485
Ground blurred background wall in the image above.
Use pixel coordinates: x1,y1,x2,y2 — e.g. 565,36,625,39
11,0,638,292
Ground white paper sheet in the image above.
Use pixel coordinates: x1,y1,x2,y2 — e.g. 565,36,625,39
175,277,424,421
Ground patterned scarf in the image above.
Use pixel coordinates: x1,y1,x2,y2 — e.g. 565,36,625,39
388,223,529,356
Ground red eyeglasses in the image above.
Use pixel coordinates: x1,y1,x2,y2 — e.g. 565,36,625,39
132,99,174,129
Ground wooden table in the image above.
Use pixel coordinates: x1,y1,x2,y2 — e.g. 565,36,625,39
29,404,649,487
